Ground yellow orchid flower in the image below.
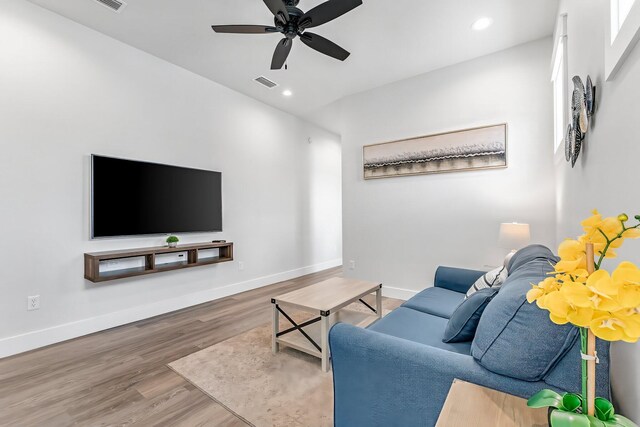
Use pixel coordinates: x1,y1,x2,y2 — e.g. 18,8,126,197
619,213,640,239
540,290,568,319
614,308,640,342
582,211,624,242
590,309,640,343
622,228,640,239
542,290,595,327
583,270,622,312
526,287,545,304
560,281,593,307
612,262,640,308
555,239,587,272
527,277,561,304
567,306,595,328
528,210,640,343
578,210,640,260
581,210,603,236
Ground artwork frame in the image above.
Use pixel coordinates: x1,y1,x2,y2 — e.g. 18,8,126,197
362,123,508,180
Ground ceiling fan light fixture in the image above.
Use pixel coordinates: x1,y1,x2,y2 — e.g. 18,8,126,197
472,17,493,31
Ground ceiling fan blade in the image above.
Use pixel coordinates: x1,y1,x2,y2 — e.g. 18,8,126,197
263,0,289,24
212,25,279,34
299,0,362,29
271,38,292,69
299,32,350,61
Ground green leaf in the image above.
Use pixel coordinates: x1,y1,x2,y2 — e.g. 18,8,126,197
585,414,639,427
595,398,615,421
551,410,591,427
587,415,607,427
528,389,564,409
562,393,583,413
611,414,639,427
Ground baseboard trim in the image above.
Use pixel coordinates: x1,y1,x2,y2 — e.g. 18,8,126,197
382,286,418,301
0,259,342,359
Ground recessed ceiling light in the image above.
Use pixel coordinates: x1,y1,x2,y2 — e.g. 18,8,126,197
282,89,293,97
472,17,493,31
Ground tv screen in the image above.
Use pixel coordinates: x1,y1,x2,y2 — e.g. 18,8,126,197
91,155,222,238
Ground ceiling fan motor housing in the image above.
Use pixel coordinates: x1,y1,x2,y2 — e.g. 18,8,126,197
275,6,304,38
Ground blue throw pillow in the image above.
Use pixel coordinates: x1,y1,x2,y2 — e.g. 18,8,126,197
443,288,499,343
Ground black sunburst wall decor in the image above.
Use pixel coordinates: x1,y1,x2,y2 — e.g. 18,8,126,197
565,75,596,168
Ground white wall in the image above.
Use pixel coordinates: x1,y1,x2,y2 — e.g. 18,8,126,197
309,38,557,298
556,0,640,421
0,0,341,357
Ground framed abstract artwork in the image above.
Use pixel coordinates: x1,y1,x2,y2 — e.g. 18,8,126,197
363,123,508,179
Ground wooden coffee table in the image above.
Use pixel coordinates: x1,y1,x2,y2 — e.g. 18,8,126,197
271,277,382,372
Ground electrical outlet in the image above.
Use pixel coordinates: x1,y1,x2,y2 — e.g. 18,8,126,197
238,261,245,271
349,260,356,270
27,295,40,311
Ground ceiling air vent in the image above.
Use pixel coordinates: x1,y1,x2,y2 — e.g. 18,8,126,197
94,0,127,13
254,76,278,89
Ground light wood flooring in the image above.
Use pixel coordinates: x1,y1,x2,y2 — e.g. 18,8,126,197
0,267,401,426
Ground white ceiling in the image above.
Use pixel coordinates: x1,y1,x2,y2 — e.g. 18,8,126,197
27,0,558,117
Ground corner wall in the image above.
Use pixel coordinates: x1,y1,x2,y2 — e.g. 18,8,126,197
556,0,640,421
0,0,342,357
312,38,557,298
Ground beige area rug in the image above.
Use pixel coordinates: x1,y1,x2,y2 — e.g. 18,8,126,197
168,301,395,427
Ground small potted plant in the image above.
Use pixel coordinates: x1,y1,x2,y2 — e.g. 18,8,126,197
166,235,179,248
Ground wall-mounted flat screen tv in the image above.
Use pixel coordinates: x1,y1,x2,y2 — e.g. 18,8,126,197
91,155,222,238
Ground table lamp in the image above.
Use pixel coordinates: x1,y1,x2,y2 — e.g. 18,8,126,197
499,222,531,267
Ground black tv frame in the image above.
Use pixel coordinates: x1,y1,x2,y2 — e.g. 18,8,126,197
90,155,223,239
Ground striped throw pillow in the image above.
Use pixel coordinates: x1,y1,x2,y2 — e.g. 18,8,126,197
466,266,508,298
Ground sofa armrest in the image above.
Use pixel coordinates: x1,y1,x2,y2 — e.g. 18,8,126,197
434,266,486,293
329,323,549,427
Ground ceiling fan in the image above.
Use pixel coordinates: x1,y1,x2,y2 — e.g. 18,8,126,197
211,0,362,70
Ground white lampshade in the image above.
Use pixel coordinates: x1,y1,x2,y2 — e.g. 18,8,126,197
499,223,531,250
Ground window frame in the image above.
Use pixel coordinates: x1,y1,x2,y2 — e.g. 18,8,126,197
551,14,569,155
606,0,640,80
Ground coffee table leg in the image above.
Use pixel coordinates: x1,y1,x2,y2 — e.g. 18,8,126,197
321,314,329,372
376,286,383,319
272,303,279,354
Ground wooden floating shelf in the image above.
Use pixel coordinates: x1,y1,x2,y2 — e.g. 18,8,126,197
84,242,234,283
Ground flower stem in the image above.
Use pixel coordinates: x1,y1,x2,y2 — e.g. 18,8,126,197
580,327,588,414
594,223,640,270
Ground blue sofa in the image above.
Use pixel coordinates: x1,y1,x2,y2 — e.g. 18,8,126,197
329,245,611,427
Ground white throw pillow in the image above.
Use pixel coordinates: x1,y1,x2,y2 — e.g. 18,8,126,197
466,266,508,298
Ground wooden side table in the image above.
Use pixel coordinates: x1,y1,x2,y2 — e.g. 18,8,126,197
436,379,548,427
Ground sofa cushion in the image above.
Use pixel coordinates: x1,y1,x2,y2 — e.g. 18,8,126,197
507,244,559,274
402,287,466,319
368,307,472,355
444,288,499,343
471,254,579,381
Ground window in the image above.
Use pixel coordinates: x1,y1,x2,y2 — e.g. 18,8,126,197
611,0,636,42
606,0,640,79
552,14,568,153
